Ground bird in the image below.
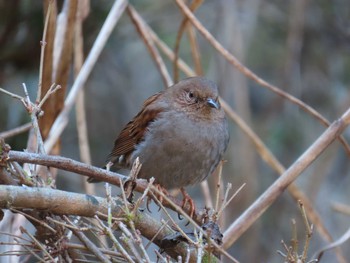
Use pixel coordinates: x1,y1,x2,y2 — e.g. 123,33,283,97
90,76,229,215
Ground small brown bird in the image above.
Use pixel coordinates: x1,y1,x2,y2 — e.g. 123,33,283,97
91,77,229,210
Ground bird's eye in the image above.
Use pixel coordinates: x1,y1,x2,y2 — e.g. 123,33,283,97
186,91,198,103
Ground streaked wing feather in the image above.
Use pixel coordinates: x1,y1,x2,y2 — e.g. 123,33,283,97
106,92,163,166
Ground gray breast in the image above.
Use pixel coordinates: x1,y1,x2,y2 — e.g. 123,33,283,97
130,111,228,189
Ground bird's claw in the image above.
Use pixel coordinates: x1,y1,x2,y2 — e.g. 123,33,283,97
178,187,196,221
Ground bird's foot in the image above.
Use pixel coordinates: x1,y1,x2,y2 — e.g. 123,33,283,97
146,184,169,212
123,179,137,203
179,187,196,219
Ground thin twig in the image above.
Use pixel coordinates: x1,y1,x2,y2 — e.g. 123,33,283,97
0,123,31,139
10,208,57,234
150,29,195,77
119,177,131,215
217,183,246,219
20,226,55,262
155,249,168,262
9,151,127,184
149,189,195,246
37,83,61,109
0,87,27,102
173,0,203,82
0,231,32,243
16,239,46,263
331,202,350,216
118,222,144,262
94,216,135,263
66,241,130,258
298,200,313,262
62,215,84,241
214,161,223,214
151,186,240,263
145,219,170,250
22,83,46,156
187,22,203,76
46,216,86,231
291,219,298,260
10,162,34,186
220,183,232,215
22,83,31,107
37,0,53,102
72,227,112,263
312,226,350,262
130,221,151,263
127,5,173,88
105,182,113,227
196,230,204,263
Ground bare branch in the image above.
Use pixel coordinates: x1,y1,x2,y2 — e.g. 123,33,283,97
7,150,203,221
72,227,112,263
313,227,350,262
173,0,203,82
0,123,31,139
0,185,215,262
127,5,173,87
37,0,53,102
223,107,350,249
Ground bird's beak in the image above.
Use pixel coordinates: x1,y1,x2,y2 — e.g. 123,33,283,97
207,98,219,109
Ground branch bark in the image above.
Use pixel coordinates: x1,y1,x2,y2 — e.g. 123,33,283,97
7,150,202,222
0,185,210,262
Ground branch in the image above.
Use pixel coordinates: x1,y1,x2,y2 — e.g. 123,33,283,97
7,150,203,222
223,107,350,249
0,185,207,262
0,123,31,139
127,5,173,87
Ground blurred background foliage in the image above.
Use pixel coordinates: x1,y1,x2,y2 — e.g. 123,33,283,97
1,0,350,262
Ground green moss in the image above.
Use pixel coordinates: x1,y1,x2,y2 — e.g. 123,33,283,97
201,252,220,263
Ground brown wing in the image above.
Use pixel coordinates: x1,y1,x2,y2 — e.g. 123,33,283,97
106,92,163,167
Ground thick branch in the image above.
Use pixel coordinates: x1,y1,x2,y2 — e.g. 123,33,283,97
0,185,202,262
7,151,201,221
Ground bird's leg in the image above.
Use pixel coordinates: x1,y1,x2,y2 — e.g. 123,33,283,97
180,187,196,219
123,179,136,203
146,184,169,212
